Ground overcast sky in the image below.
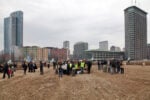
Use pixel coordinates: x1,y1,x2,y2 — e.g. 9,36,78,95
0,0,150,53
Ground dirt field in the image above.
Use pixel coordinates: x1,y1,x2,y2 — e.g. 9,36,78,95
0,65,150,100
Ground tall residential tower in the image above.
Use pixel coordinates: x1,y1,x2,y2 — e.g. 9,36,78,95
124,6,147,60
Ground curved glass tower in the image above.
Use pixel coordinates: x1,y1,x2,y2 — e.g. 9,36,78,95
4,11,23,54
10,11,23,47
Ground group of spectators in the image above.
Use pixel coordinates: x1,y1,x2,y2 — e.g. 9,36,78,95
0,59,124,79
0,60,49,79
1,62,17,79
22,61,37,75
53,60,92,78
22,61,49,75
97,59,124,74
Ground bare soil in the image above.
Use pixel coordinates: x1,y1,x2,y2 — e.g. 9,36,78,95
0,65,150,100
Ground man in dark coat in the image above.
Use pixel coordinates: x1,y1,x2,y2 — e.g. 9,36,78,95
3,62,10,79
47,63,50,69
22,62,27,75
97,61,100,70
87,61,92,74
33,62,37,72
40,61,44,75
110,59,116,74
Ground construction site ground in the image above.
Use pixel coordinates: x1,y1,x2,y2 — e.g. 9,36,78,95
0,65,150,100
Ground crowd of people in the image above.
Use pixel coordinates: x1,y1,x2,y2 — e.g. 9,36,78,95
0,59,124,79
0,62,17,79
53,60,92,78
0,61,46,79
97,59,124,74
22,61,47,75
22,61,37,75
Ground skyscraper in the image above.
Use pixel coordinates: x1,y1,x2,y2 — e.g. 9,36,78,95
73,42,88,59
124,6,147,60
4,11,23,54
63,41,70,59
10,11,23,47
63,41,69,49
147,44,150,59
4,17,11,53
99,41,108,51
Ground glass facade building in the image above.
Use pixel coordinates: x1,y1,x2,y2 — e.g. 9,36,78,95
4,17,11,54
4,11,23,54
10,11,23,47
73,42,88,59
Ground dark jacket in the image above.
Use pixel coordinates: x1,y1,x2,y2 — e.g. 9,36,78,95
22,63,27,70
3,63,9,72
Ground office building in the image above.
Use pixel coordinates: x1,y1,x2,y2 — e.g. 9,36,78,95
73,42,88,59
63,41,70,60
124,6,147,60
4,11,23,55
99,41,108,51
4,17,11,54
110,46,121,52
86,49,124,60
63,41,69,49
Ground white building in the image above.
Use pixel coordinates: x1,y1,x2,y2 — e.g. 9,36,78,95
99,41,108,51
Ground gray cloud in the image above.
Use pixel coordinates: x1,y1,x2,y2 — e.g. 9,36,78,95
0,0,150,53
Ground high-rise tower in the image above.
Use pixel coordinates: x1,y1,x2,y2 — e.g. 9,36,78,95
63,41,69,49
73,42,88,59
124,6,147,60
4,11,23,54
63,41,70,60
99,41,108,51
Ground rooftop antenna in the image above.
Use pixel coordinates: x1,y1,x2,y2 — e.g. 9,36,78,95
131,0,137,6
135,0,137,6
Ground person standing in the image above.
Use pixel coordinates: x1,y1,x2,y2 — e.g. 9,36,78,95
58,61,63,78
67,61,70,75
2,62,10,79
28,62,33,72
116,60,121,73
10,64,15,77
53,61,56,70
14,62,17,72
87,60,92,74
69,61,73,74
40,61,44,75
33,62,37,72
110,59,116,74
22,62,27,75
97,61,100,70
47,63,50,69
80,61,85,74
